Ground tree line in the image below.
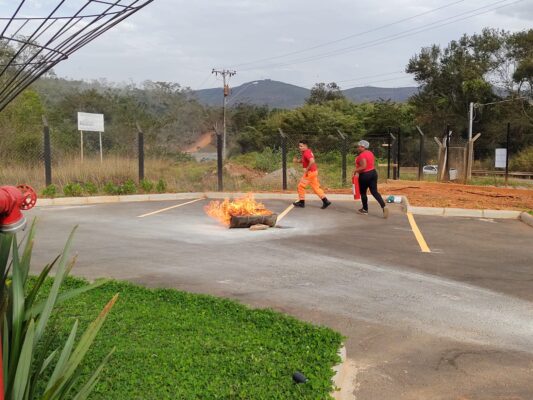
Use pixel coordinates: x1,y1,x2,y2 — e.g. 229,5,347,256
0,28,531,169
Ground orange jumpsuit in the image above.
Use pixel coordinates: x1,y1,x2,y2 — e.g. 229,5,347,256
298,149,326,200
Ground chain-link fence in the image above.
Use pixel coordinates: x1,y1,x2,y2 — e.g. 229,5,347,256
469,122,533,185
2,119,532,196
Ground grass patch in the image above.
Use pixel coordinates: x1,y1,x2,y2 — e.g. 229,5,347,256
47,278,343,399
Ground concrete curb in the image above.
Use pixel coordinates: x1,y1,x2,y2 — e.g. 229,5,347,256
331,345,350,399
520,212,533,228
401,197,524,220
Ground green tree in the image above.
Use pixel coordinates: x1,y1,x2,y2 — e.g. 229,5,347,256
406,28,533,158
0,89,44,161
306,82,345,105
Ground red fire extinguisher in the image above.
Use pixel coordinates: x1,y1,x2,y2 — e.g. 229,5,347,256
352,175,360,200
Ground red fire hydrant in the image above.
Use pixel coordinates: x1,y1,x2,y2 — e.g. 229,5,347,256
0,185,37,233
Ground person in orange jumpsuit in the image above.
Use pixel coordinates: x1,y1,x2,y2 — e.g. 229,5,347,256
293,140,331,209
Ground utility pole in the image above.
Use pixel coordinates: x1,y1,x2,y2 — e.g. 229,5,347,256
468,102,474,140
212,68,236,160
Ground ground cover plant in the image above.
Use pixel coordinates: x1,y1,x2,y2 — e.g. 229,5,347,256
47,278,343,399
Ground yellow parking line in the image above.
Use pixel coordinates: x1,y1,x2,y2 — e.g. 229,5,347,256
138,198,204,218
406,212,431,253
276,204,294,224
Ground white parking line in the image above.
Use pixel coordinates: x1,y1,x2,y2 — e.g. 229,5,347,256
137,198,204,218
276,204,295,224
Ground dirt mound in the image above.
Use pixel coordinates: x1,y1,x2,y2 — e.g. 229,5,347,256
224,163,265,180
184,131,214,153
330,180,533,210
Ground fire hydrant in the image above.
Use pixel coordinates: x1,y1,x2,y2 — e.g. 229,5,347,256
0,185,37,233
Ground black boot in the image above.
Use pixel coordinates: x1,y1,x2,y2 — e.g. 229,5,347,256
293,200,305,208
321,198,331,209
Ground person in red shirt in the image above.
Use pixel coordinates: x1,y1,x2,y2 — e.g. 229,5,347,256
292,140,331,209
353,140,389,218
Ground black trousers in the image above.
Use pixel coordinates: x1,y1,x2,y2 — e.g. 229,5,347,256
359,169,386,210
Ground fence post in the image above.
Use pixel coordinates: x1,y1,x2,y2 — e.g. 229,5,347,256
397,128,401,180
505,122,510,185
416,126,425,181
42,116,52,187
279,128,287,190
444,125,450,181
136,122,144,183
215,126,223,191
337,129,347,186
387,128,392,179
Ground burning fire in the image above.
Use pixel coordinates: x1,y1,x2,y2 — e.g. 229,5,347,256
204,194,273,226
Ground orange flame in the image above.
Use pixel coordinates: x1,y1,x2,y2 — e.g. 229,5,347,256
204,194,273,226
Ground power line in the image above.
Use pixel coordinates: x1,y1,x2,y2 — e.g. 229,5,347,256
230,0,467,69
238,0,524,72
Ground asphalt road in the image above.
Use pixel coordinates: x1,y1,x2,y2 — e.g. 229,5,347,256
26,198,533,399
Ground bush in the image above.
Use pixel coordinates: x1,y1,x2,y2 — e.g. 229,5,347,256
83,181,99,195
510,146,533,172
176,151,194,162
232,148,281,173
156,178,167,193
120,179,137,195
140,179,154,193
254,147,281,172
103,182,120,195
63,182,83,197
41,184,57,198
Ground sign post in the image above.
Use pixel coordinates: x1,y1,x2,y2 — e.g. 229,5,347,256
77,112,104,163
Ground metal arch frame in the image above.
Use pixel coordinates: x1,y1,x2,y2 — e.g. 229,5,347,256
0,0,154,112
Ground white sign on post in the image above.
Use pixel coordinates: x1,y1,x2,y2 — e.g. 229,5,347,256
495,148,507,169
77,112,104,132
77,112,105,163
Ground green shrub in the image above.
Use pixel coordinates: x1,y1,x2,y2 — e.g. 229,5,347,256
120,179,137,195
156,178,167,193
510,146,533,172
103,182,120,195
41,184,57,198
176,151,194,162
232,148,282,173
83,181,98,195
140,179,154,193
254,147,281,172
63,182,83,197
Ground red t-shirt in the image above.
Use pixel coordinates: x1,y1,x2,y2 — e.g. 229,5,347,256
355,150,375,173
302,149,317,172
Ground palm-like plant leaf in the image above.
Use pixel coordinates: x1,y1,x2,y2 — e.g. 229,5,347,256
1,222,118,399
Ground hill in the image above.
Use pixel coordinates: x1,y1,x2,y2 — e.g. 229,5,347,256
342,86,418,103
192,79,418,108
192,79,310,109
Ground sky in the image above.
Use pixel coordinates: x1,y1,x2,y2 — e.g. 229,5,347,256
1,0,531,90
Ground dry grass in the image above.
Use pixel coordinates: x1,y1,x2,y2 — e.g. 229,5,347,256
1,156,219,194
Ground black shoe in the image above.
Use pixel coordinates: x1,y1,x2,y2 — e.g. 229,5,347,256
293,200,305,208
357,208,368,215
321,198,331,209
